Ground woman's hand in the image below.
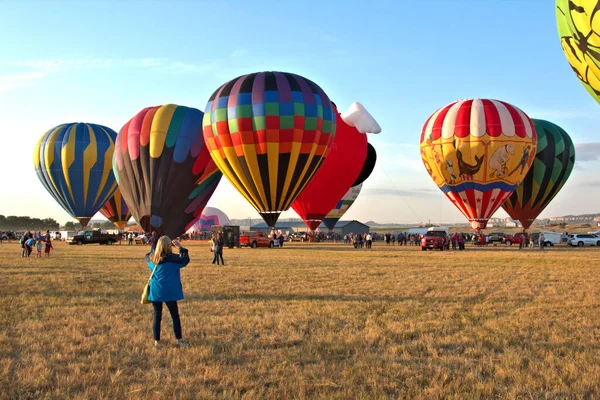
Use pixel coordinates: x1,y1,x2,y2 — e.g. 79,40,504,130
171,239,181,249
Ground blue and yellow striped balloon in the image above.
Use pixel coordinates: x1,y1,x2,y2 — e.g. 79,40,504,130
33,123,118,227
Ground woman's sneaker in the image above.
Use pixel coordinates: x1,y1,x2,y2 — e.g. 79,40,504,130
177,340,189,347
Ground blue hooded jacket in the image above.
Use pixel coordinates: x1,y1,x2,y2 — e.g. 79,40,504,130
145,248,189,302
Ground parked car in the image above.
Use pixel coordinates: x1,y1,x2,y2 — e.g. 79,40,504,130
488,232,505,243
503,233,527,246
69,230,119,245
240,231,276,248
421,228,449,251
288,232,308,242
567,234,600,247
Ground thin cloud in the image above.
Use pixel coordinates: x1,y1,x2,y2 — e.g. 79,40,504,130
574,142,600,162
0,72,45,91
0,57,202,73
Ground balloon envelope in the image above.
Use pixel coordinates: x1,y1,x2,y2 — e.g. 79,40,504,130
292,111,367,230
186,207,231,233
113,104,222,238
556,0,600,104
502,119,575,229
202,71,336,227
322,183,363,230
352,143,377,187
33,123,118,227
420,99,537,230
100,187,131,230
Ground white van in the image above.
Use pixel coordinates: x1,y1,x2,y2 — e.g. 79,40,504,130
540,230,562,246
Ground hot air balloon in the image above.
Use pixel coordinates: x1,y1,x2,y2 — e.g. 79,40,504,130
202,71,337,228
113,104,222,238
34,123,118,228
502,119,575,230
186,206,231,233
556,0,600,104
420,99,537,230
292,103,380,230
352,142,377,187
322,184,363,230
99,187,131,230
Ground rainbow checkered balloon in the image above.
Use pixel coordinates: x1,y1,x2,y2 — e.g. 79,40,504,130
203,72,336,227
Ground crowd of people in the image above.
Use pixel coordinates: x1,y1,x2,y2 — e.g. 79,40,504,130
19,230,54,257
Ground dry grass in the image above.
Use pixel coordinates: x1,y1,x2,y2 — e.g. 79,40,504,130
1,240,600,399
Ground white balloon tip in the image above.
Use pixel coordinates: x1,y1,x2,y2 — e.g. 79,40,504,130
340,102,381,134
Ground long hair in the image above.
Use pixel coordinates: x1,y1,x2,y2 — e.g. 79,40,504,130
150,236,172,265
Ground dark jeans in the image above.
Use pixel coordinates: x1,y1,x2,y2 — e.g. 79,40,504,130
152,301,182,341
213,248,224,265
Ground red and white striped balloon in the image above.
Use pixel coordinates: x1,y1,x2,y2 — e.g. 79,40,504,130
419,99,537,230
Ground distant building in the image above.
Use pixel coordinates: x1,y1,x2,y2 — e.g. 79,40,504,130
250,220,370,236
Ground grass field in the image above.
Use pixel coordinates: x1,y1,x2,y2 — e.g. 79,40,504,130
2,240,600,399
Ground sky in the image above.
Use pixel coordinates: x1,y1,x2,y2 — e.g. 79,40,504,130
1,0,599,226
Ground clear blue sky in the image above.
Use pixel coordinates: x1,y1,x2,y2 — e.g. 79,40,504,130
1,0,599,225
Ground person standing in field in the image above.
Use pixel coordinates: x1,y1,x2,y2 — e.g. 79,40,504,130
148,231,158,251
145,236,189,348
20,233,28,257
45,238,54,257
365,233,372,249
215,232,224,265
35,239,43,257
539,233,545,251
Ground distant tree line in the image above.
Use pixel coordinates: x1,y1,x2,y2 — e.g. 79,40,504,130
0,216,118,231
0,215,60,231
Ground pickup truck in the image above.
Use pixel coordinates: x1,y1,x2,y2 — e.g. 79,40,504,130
421,229,449,251
239,231,276,248
69,230,119,245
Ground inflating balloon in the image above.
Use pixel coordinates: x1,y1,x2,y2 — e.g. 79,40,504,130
292,102,380,230
352,143,377,187
556,0,600,104
100,187,131,230
322,184,363,230
186,206,231,233
113,104,222,238
502,119,575,230
420,99,537,230
34,123,118,227
202,71,337,227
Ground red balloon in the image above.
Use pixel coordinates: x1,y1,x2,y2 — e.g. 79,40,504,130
292,110,367,230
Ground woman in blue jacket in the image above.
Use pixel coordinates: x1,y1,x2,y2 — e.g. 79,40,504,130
145,236,189,348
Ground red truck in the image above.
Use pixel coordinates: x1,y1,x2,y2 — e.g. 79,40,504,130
239,231,277,248
503,233,528,246
421,228,450,251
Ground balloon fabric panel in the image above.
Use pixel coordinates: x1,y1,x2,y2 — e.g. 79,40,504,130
100,187,132,230
352,143,377,187
33,123,118,227
292,111,368,230
203,71,336,227
502,119,575,229
114,104,222,238
420,99,537,230
556,0,600,104
322,184,363,230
